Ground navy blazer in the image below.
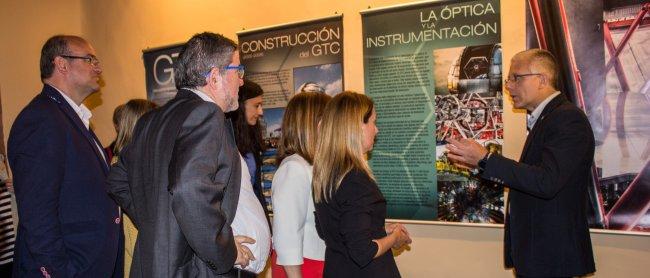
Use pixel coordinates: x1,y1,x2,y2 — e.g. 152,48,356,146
314,169,400,278
482,94,596,277
8,84,122,277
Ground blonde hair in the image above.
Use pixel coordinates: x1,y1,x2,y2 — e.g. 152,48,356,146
277,91,331,164
113,99,156,156
312,91,375,203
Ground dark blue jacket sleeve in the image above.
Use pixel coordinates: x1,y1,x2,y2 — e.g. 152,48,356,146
337,172,380,268
9,112,74,277
482,108,594,199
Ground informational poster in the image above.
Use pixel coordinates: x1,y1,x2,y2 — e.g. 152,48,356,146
142,44,184,106
238,16,344,212
362,0,503,222
526,0,650,233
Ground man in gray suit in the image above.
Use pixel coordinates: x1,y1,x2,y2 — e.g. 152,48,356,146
107,32,255,277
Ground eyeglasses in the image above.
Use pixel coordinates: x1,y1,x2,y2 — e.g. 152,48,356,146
60,55,100,66
224,65,245,79
505,73,542,84
203,65,245,79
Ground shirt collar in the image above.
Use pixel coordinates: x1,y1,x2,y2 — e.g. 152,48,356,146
527,91,561,130
50,85,93,129
185,88,215,104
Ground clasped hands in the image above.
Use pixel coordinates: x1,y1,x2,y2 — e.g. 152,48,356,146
385,223,412,249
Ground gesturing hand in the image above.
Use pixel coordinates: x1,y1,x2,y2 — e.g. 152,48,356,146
445,138,488,168
234,235,256,268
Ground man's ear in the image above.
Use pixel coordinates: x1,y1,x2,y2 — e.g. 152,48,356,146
538,73,548,89
207,68,224,87
54,56,68,73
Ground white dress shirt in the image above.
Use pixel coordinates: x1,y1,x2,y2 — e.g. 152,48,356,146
232,155,271,273
188,88,271,273
272,154,326,265
53,85,106,162
527,91,561,130
185,87,213,103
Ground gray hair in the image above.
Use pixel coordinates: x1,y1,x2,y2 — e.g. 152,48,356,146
175,32,237,89
516,48,559,88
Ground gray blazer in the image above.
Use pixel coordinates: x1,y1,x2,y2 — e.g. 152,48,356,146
108,89,242,277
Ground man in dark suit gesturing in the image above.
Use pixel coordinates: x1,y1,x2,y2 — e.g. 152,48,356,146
107,32,256,277
8,35,122,277
447,49,596,277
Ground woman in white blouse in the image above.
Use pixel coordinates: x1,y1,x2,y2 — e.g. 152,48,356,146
271,91,331,278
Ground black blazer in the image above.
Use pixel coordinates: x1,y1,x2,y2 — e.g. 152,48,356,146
482,94,596,277
8,85,122,277
314,169,400,278
107,89,242,277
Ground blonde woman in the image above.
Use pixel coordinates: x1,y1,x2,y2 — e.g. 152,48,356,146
312,92,411,277
272,92,331,278
109,99,156,277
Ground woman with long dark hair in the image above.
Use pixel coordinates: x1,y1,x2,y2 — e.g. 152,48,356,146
227,79,268,213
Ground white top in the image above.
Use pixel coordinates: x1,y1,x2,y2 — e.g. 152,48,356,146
232,155,271,273
527,91,561,130
52,85,106,163
272,154,326,265
189,88,271,273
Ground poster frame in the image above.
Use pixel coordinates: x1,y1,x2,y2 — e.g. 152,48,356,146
361,0,505,225
237,14,343,37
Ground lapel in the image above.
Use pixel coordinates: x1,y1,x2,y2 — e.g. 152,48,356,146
519,93,568,162
169,88,240,220
225,117,235,142
42,84,109,174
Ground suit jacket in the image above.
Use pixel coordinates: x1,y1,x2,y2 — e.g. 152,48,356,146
314,169,400,278
482,94,596,277
107,89,242,277
8,84,122,277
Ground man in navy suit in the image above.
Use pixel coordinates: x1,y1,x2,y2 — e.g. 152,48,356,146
446,49,595,277
8,35,122,277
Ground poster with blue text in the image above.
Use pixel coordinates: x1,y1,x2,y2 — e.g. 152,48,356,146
362,0,503,222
